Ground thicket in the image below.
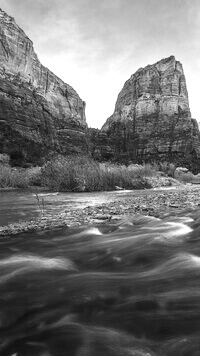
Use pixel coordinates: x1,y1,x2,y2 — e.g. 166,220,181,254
0,153,197,191
41,155,158,191
0,154,41,188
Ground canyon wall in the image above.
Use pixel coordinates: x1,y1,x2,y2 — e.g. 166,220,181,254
1,10,199,171
97,56,200,170
0,8,87,165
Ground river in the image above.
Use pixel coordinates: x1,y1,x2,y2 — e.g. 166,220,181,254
0,187,179,226
1,188,200,355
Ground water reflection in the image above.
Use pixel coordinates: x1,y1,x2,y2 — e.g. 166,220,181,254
1,212,200,355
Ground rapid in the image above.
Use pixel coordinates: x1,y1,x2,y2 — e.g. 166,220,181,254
1,208,200,355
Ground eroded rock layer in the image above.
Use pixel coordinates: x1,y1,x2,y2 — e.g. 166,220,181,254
0,9,87,164
100,56,200,169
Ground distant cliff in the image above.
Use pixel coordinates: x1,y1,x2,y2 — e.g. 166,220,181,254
0,8,88,165
97,56,200,170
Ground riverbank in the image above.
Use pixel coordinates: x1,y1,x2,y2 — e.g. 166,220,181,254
1,184,200,237
0,154,190,191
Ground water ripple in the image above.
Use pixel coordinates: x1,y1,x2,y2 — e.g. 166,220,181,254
1,212,200,355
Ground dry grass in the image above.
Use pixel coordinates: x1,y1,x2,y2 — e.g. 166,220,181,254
0,164,42,188
0,155,178,191
41,156,159,192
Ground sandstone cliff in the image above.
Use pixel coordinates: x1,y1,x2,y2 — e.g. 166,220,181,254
99,56,200,169
0,8,87,165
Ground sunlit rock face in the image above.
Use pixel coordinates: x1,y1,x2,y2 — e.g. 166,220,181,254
100,56,200,169
0,8,87,164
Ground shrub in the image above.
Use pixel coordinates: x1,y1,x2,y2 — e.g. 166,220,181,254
26,167,42,186
0,153,10,165
41,155,101,191
41,156,158,192
159,162,176,177
127,163,157,178
0,164,29,188
0,164,42,188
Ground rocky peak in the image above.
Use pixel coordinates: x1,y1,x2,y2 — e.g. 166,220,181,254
103,55,190,130
99,56,200,170
0,8,87,164
128,55,187,99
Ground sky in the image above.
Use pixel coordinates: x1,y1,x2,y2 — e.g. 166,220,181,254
0,0,200,128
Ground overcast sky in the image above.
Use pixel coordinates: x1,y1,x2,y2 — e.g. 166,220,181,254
0,0,200,128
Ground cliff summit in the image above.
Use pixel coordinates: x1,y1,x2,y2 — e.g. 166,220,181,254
97,55,200,169
0,8,87,164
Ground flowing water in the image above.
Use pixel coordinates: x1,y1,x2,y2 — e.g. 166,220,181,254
1,191,200,355
0,187,179,226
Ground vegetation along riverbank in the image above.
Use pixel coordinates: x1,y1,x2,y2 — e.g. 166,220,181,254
1,152,200,237
0,153,198,192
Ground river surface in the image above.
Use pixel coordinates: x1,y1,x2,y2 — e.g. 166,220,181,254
0,187,178,226
1,189,200,355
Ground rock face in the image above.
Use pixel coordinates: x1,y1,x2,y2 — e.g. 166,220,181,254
0,8,87,165
100,56,200,169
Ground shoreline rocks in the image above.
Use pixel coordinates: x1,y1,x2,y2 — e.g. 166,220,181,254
1,185,200,237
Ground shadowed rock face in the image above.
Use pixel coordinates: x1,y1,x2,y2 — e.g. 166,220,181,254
0,8,88,164
100,56,200,169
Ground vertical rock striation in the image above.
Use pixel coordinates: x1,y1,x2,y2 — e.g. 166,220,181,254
101,56,200,169
0,8,87,164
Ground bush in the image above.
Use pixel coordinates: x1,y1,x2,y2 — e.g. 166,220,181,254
1,155,176,191
41,155,101,191
0,165,42,188
159,162,176,177
41,156,158,192
127,163,157,178
26,167,42,186
0,164,29,188
0,153,10,165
